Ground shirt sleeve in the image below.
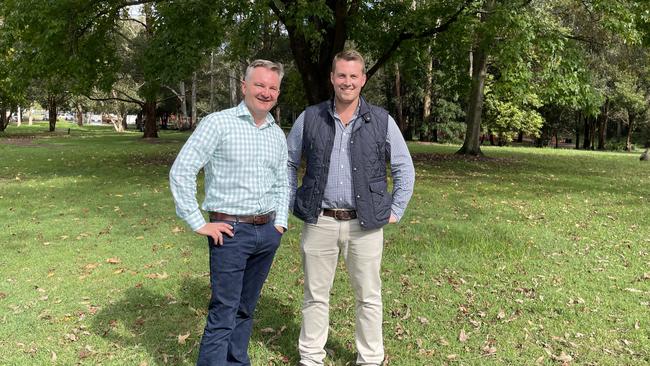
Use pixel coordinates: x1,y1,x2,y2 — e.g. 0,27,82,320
272,129,290,229
169,115,221,231
386,115,415,221
287,112,305,214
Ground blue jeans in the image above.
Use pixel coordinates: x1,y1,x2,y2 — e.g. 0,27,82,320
196,220,282,366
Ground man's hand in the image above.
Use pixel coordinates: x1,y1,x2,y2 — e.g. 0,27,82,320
197,222,234,246
275,225,285,234
389,214,398,224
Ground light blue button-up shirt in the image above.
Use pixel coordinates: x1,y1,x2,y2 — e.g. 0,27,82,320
170,102,289,231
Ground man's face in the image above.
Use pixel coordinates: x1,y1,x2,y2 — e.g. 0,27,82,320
241,67,280,120
330,59,366,105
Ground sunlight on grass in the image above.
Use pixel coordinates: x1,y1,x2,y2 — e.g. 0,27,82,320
0,129,648,365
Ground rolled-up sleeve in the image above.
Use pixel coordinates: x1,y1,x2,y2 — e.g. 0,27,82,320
272,131,290,228
169,116,220,231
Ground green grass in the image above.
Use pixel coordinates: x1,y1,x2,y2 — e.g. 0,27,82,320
1,124,648,365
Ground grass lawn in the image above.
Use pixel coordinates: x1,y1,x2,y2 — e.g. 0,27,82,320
1,123,648,365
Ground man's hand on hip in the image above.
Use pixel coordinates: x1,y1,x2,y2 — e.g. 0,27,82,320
197,222,234,246
275,225,285,234
389,214,398,224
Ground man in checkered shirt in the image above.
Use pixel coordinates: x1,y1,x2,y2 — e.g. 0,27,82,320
170,59,288,366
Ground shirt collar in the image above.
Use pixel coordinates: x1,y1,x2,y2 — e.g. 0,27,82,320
236,101,276,128
330,99,361,123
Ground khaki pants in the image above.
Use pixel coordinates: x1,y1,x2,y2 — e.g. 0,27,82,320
298,213,384,366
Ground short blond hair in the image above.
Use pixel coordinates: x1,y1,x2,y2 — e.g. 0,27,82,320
244,59,284,82
331,50,366,74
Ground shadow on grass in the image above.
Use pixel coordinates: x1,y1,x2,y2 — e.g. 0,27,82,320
91,278,356,365
90,278,207,365
252,293,357,364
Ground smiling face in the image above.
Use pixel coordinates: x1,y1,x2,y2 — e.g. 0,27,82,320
330,59,367,107
241,66,281,125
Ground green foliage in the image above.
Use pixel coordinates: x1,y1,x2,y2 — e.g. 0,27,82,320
484,96,544,143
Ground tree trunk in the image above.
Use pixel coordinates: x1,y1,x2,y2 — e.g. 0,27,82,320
210,50,215,112
75,104,84,126
575,111,581,149
597,99,609,150
229,67,238,108
626,112,634,151
191,72,198,129
48,95,57,132
457,0,494,156
179,81,188,129
142,100,158,138
394,63,406,134
582,115,591,149
422,53,433,142
458,40,489,156
0,108,8,132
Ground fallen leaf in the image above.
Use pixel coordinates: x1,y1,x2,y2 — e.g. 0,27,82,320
51,351,57,362
178,332,190,345
417,316,429,325
145,272,168,280
446,354,458,360
482,345,497,356
172,226,184,233
260,327,275,334
106,258,121,264
497,309,506,320
459,329,469,343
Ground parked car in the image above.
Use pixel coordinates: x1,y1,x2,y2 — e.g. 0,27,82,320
64,112,74,121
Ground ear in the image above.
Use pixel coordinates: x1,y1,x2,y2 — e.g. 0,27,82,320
360,73,367,88
241,80,246,95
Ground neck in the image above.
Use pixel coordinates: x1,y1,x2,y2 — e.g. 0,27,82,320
334,97,360,115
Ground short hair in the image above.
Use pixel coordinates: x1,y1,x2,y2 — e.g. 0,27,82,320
331,49,366,74
244,59,284,83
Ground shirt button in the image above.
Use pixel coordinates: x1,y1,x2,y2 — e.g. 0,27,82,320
356,195,360,198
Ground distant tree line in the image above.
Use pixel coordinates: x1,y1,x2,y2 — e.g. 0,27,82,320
1,0,649,154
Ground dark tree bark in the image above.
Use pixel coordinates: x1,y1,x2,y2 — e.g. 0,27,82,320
597,99,609,150
270,0,471,104
0,108,9,132
626,112,635,151
457,0,494,156
394,63,406,134
48,95,57,132
575,111,582,149
143,100,158,138
458,39,489,155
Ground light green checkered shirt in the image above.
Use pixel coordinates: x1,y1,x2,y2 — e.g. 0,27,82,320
169,102,289,231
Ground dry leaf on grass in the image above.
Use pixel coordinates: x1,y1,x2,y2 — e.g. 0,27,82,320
178,332,190,345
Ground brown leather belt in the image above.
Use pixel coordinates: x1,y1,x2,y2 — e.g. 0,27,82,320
322,209,357,220
209,211,275,225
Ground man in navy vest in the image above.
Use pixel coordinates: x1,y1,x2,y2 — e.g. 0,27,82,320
287,50,415,366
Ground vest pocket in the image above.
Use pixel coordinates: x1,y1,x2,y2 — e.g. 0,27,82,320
369,180,392,221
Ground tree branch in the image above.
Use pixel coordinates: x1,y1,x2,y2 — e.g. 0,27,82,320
366,0,474,80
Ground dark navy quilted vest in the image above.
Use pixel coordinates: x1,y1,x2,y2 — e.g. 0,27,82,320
293,97,392,229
